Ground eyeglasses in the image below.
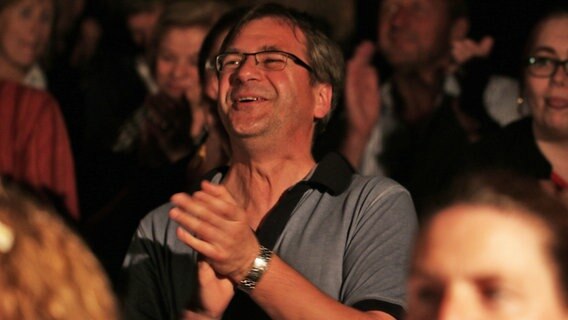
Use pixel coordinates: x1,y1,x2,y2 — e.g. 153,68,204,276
526,56,568,78
215,50,313,73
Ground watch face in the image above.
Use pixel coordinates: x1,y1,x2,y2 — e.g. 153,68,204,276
238,246,273,292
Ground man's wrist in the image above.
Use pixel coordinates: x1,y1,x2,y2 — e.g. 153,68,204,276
237,245,273,293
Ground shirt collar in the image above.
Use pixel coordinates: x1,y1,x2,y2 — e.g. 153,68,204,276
206,152,354,196
304,152,354,195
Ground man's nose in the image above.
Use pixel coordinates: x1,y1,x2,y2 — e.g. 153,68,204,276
390,7,412,27
233,55,261,82
173,62,190,78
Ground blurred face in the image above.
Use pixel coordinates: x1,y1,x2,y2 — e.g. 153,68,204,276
217,17,330,145
127,8,161,50
378,0,454,69
0,0,53,71
525,17,568,140
408,205,568,320
155,26,207,102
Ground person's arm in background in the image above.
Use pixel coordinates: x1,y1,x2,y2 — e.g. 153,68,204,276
340,41,381,169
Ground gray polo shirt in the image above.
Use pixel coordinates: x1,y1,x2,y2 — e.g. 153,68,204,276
122,153,418,320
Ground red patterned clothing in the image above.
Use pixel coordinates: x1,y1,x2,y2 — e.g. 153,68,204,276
0,81,79,219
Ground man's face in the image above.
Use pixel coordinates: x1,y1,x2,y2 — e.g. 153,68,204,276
524,17,568,140
217,17,330,145
407,205,568,320
378,0,453,69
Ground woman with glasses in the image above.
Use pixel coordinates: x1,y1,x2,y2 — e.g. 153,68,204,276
467,4,568,202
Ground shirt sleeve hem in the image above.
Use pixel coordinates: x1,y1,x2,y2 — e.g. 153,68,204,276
352,299,404,320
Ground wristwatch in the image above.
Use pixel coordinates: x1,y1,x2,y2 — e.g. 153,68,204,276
238,245,273,293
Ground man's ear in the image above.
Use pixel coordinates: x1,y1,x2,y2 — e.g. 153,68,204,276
313,83,332,120
450,17,469,41
205,76,219,102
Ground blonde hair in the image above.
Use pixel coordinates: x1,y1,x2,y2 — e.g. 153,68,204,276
0,178,120,320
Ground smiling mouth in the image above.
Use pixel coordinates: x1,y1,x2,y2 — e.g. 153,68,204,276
238,97,261,102
546,97,568,109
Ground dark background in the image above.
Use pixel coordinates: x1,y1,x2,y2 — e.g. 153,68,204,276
354,0,565,78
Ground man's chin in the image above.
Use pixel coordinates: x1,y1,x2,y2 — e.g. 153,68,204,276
382,49,416,65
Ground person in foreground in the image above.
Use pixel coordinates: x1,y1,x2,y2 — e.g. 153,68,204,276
0,177,119,319
407,171,568,320
122,3,418,320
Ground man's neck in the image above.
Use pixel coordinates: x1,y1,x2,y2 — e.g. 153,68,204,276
222,150,316,229
392,65,446,124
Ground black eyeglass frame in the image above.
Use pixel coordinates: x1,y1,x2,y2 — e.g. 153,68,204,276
525,56,568,78
215,50,313,73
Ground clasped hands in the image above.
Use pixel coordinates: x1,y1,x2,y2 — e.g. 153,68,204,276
169,181,260,319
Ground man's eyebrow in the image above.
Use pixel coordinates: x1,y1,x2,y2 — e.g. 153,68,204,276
223,45,282,54
259,45,281,51
223,48,240,54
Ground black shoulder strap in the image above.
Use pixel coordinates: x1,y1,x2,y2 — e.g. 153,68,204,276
222,182,311,320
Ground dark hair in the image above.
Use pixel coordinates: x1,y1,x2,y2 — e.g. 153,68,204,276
425,170,568,303
197,6,249,90
446,0,468,21
378,0,468,23
121,0,163,16
220,3,345,133
522,4,568,71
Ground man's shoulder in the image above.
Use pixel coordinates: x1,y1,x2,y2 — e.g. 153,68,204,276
135,202,175,239
332,174,416,229
349,174,409,197
315,152,411,201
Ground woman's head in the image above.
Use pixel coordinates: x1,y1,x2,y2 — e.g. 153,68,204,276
151,0,229,102
0,177,119,319
408,171,568,320
0,0,54,77
522,6,568,140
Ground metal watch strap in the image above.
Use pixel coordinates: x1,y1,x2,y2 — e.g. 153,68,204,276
238,245,273,293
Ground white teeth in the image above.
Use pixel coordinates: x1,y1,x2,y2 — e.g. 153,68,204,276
238,97,259,102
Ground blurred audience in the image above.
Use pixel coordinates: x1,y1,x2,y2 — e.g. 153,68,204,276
81,0,163,155
0,176,119,319
0,81,78,219
0,0,54,89
469,4,568,204
407,171,568,319
338,0,522,216
113,0,230,171
83,0,230,287
47,0,103,153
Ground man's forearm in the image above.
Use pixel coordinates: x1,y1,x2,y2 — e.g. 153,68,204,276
246,254,396,320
